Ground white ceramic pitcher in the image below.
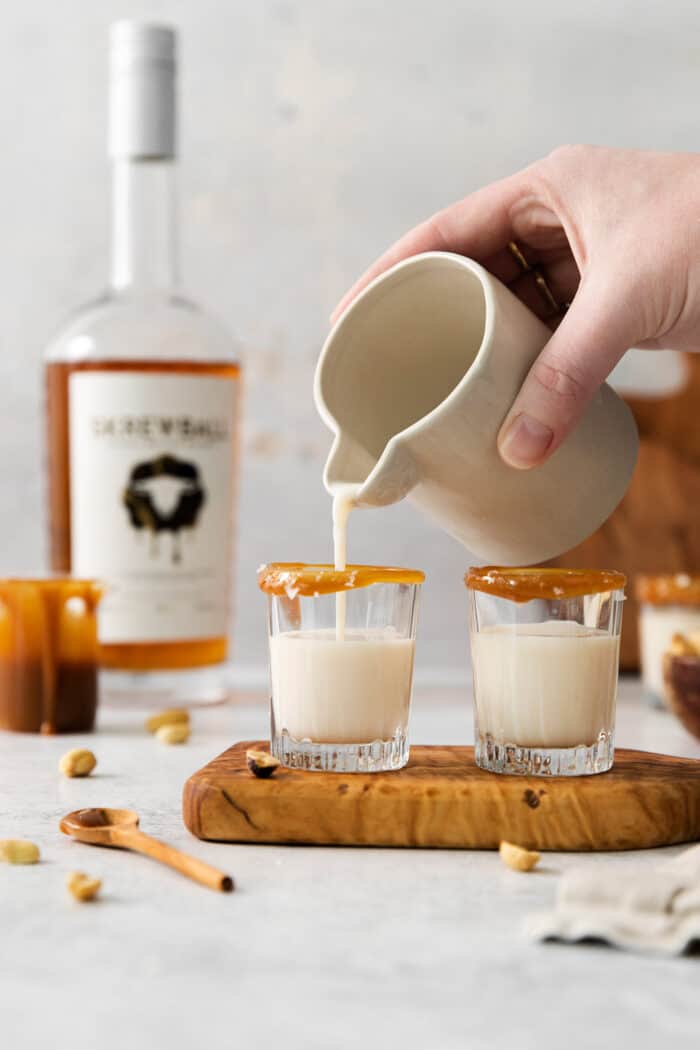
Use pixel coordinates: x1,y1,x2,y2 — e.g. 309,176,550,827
314,252,638,565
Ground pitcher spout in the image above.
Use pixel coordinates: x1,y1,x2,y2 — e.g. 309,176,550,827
324,434,419,508
322,433,376,493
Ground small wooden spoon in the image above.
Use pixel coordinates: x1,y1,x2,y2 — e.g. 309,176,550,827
60,808,233,893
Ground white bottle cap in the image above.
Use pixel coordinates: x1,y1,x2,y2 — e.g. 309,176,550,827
109,22,177,159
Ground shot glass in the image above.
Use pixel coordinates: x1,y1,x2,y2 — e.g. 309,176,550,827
258,564,424,772
466,567,625,776
0,578,102,734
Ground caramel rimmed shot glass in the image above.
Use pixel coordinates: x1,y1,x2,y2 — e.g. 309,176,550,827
258,564,424,772
465,567,626,776
0,578,102,734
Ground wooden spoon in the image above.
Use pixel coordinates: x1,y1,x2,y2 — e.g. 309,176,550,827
60,808,233,893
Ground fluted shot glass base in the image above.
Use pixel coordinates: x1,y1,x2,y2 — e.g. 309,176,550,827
475,730,615,777
272,725,409,773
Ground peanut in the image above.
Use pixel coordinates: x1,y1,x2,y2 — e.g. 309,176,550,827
499,840,541,872
156,722,190,745
246,749,280,778
66,871,102,902
0,839,40,865
145,708,190,734
59,748,97,778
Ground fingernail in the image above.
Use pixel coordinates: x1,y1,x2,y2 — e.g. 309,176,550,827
498,414,554,469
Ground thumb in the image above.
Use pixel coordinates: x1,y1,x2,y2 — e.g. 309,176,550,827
497,276,637,470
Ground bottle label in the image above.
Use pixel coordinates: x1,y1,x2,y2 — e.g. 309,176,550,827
69,370,238,644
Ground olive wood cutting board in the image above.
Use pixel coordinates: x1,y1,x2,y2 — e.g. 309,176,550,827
182,742,700,852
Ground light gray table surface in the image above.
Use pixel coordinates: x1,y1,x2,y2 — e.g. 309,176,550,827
1,678,699,1050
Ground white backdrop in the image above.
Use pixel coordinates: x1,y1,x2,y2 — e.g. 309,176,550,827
0,1,695,684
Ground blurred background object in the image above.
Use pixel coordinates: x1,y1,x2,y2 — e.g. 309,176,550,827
550,356,700,669
636,573,700,706
44,22,242,704
662,631,700,741
0,0,698,687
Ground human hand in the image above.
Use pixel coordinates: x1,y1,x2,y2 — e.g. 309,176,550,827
332,146,700,469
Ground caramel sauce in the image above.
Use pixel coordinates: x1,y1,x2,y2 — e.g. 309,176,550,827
46,359,241,671
465,566,626,602
635,573,700,607
258,563,425,597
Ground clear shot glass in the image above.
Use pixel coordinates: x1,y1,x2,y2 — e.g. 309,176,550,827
258,564,424,772
465,567,626,776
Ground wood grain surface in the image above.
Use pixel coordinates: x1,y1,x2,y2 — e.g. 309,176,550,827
549,353,700,670
182,742,700,852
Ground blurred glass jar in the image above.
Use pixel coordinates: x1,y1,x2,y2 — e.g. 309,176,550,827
0,578,102,733
636,575,700,708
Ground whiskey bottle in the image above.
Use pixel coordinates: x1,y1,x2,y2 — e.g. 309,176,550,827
45,22,241,704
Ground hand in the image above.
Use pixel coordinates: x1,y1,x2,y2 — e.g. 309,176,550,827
332,146,700,469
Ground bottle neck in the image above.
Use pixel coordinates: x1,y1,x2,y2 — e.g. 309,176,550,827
110,158,179,293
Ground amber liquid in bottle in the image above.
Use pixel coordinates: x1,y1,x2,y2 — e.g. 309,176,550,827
46,359,241,674
45,28,242,702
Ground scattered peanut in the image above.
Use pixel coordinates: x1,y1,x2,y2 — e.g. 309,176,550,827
0,839,40,865
499,840,541,872
59,748,97,778
145,708,190,734
156,722,190,745
246,749,280,778
66,871,102,902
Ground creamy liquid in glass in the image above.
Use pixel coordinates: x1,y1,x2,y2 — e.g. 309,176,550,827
270,628,415,742
270,481,416,744
471,620,619,748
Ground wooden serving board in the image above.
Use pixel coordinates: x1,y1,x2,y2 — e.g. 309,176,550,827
182,742,700,852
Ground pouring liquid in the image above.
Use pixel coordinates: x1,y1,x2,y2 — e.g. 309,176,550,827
331,483,360,640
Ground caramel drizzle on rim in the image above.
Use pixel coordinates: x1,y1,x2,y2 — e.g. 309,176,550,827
258,563,425,597
635,574,700,607
465,566,626,602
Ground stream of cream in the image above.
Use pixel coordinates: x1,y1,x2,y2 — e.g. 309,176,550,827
331,483,361,641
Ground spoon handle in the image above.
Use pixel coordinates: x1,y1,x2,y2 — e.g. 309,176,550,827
114,828,233,892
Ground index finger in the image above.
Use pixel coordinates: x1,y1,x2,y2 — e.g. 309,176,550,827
331,172,525,323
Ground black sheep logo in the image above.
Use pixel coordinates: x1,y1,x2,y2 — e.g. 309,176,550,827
123,454,205,564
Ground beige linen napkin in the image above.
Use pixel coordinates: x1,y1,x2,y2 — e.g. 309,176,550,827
526,844,700,956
